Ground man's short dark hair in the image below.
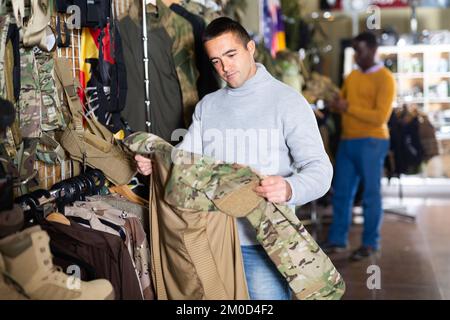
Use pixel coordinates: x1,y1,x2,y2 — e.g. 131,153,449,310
203,17,251,47
353,32,379,49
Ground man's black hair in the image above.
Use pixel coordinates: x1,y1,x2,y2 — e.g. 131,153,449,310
203,17,251,47
353,32,379,49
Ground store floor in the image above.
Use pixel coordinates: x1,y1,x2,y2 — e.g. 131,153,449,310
302,196,450,300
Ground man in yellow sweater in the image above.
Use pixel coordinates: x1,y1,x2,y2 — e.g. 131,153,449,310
324,32,395,261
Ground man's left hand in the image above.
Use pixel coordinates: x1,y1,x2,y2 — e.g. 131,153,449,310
254,176,292,204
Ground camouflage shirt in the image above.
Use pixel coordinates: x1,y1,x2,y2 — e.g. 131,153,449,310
124,132,345,300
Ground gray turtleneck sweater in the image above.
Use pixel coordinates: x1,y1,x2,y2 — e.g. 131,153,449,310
178,63,333,245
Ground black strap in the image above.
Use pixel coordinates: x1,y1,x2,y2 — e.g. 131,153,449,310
56,15,71,48
6,22,21,101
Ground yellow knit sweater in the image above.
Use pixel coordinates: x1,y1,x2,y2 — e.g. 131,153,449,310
341,66,396,139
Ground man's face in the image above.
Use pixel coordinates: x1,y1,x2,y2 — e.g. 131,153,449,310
204,32,256,88
352,40,376,71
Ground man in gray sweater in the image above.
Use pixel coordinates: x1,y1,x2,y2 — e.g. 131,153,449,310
135,17,333,300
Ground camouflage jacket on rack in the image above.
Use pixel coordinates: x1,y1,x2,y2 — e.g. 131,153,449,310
0,14,21,157
124,132,345,300
1,15,39,195
18,48,67,139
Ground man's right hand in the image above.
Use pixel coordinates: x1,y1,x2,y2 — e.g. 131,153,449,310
135,154,152,176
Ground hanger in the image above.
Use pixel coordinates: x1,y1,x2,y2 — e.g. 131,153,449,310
15,170,106,222
46,212,71,226
15,191,45,227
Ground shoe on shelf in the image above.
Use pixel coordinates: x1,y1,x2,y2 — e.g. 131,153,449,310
320,242,349,254
349,246,380,262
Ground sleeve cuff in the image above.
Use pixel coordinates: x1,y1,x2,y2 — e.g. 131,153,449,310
285,177,297,206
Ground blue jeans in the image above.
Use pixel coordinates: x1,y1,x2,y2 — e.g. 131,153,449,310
328,138,389,250
241,245,291,300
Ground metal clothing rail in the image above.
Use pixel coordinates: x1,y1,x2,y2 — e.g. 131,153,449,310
142,0,151,133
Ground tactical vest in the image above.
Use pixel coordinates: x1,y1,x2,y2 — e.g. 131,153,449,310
124,132,345,300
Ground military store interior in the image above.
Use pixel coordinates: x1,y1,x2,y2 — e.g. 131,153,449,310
1,0,450,301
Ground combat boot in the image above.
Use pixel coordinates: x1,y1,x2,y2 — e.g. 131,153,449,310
0,225,115,300
0,204,24,238
0,252,28,299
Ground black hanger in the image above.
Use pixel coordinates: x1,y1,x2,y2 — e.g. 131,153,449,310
15,193,45,227
85,170,105,194
51,180,79,214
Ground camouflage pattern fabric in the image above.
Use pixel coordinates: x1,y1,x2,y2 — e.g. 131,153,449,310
18,47,41,138
123,132,345,300
34,50,67,132
183,0,221,25
15,49,66,165
35,132,66,164
155,0,199,127
0,14,20,157
4,40,23,147
303,72,340,105
0,15,9,96
274,50,304,94
14,138,39,195
255,42,278,78
222,0,247,25
0,1,7,15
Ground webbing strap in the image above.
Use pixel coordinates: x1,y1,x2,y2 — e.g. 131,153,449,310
11,0,25,27
36,133,66,164
54,57,84,134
